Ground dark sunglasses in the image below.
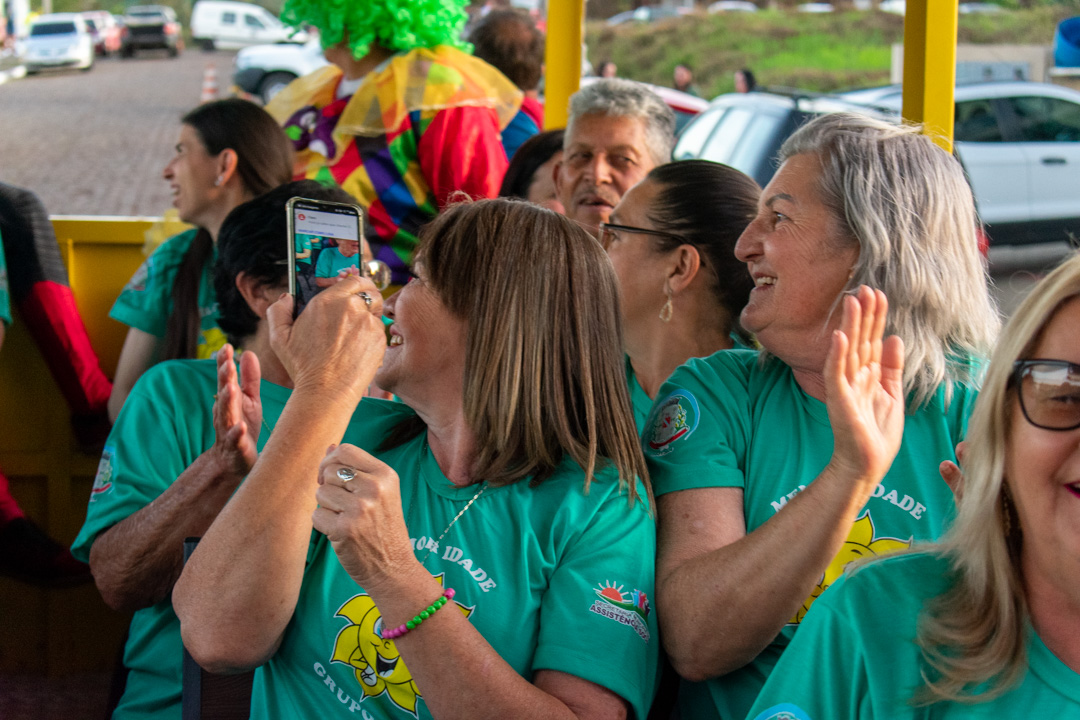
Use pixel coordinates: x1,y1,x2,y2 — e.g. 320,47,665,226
1012,359,1080,431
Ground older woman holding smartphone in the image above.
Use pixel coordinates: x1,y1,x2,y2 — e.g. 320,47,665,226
747,251,1080,719
175,199,658,720
647,113,1000,720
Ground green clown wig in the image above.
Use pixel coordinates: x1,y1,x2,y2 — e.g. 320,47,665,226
281,0,472,57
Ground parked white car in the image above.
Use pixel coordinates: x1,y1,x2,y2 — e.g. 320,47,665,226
24,13,94,73
675,81,1080,248
840,82,1080,244
233,38,328,104
192,0,307,51
707,1,759,13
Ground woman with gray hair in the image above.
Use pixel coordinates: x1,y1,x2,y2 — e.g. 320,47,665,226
747,251,1080,719
646,113,999,720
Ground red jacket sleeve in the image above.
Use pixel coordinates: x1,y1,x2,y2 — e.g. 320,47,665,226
417,105,509,209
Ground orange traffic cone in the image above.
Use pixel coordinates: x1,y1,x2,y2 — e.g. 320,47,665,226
200,63,218,103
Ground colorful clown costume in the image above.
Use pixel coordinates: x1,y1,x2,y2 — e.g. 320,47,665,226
266,46,522,284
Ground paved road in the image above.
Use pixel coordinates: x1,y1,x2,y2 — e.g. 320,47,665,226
0,49,237,217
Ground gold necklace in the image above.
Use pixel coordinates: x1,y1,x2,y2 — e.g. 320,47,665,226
412,436,487,564
417,481,487,564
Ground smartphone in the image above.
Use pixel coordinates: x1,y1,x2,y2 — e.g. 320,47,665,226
286,196,364,316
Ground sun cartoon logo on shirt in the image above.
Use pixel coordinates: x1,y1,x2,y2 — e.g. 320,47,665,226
788,512,911,625
588,581,651,642
644,390,700,456
330,574,474,716
196,326,228,360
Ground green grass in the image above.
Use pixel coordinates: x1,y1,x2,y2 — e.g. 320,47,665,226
587,5,1080,96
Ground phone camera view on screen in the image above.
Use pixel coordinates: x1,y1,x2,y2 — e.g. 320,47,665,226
288,197,380,315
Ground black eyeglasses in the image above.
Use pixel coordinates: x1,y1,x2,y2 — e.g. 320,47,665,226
598,222,684,249
1012,359,1080,431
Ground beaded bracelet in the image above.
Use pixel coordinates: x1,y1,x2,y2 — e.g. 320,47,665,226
382,588,456,640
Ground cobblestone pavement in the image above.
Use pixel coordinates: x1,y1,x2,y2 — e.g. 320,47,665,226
0,49,237,216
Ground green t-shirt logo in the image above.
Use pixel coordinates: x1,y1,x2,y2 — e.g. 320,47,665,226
589,582,651,642
90,446,115,499
645,390,699,456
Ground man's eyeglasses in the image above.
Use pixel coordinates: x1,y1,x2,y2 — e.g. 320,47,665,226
598,222,684,249
1012,359,1080,431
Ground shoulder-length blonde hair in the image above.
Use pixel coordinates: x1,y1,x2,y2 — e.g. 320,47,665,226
387,198,649,504
916,251,1080,703
779,113,1000,409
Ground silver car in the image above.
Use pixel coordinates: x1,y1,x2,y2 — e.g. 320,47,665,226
24,13,95,73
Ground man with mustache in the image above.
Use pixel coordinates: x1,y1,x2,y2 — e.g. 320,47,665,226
554,79,675,237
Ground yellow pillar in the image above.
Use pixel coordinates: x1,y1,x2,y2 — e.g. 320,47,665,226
901,0,958,152
543,0,585,129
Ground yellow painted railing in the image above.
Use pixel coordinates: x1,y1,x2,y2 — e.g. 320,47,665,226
902,0,959,151
0,216,185,676
543,0,584,129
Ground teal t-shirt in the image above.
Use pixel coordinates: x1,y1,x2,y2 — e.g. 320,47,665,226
643,349,977,720
748,552,1080,720
626,356,654,434
71,359,294,720
250,399,660,720
294,233,322,267
0,228,10,325
315,246,362,278
109,229,226,359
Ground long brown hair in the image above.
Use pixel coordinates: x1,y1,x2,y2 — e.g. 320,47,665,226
386,199,650,503
162,99,294,360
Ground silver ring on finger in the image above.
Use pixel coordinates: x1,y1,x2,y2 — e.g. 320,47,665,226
358,292,372,309
336,466,357,483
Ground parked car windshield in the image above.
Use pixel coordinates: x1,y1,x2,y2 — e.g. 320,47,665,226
31,22,78,36
1007,95,1080,142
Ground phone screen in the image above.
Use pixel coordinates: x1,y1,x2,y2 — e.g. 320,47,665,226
287,197,364,315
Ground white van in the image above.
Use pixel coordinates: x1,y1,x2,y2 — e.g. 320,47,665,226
190,0,307,50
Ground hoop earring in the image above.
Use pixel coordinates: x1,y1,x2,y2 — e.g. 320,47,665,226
659,293,673,323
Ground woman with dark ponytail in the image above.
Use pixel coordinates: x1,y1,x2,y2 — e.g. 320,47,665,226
599,159,760,430
107,98,294,422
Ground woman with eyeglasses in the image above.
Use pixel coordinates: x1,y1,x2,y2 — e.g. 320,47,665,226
600,160,760,430
647,114,1001,720
747,251,1080,719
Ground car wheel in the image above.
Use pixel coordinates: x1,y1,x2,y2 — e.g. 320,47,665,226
259,72,297,104
121,46,134,58
168,44,179,58
200,38,214,52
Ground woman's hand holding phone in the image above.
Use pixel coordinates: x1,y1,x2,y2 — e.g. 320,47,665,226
268,276,386,408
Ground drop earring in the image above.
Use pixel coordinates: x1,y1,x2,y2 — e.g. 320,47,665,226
659,292,673,323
